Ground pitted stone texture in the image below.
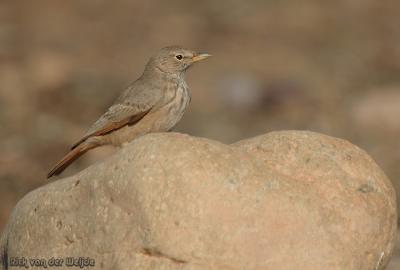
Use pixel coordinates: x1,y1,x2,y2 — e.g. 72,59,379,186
1,131,397,270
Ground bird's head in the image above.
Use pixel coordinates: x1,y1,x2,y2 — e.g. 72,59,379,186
146,46,211,75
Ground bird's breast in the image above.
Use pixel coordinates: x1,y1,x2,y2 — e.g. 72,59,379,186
158,81,190,130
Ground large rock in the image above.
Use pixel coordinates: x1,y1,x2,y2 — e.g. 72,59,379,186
0,131,397,270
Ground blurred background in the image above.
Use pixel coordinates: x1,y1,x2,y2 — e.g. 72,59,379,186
1,0,400,267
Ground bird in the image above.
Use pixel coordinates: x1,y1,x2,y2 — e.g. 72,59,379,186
47,46,211,178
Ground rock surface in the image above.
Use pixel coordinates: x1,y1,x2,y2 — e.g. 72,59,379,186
0,131,397,270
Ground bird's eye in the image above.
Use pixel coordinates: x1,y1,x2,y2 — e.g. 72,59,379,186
175,55,183,60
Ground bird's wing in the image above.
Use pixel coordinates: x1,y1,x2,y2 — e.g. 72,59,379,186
70,103,152,149
70,76,164,149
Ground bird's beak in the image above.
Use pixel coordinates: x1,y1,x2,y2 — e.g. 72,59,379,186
192,53,212,62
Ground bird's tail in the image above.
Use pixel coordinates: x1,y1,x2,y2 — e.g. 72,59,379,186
47,142,97,178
